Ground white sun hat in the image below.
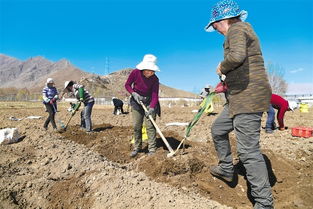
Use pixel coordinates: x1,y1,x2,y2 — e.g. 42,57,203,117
64,80,74,90
46,78,54,84
136,54,160,72
288,101,298,111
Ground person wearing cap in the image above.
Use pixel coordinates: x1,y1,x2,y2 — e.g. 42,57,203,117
42,78,59,130
204,0,273,208
63,81,95,132
125,54,161,157
265,94,297,133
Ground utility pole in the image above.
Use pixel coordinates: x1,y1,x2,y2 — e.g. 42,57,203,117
104,57,110,75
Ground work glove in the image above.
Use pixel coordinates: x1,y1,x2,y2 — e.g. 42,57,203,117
132,92,143,104
43,98,50,104
71,102,81,115
145,107,155,118
214,82,228,93
79,97,84,102
49,98,56,104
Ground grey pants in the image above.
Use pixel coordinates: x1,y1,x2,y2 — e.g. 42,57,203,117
132,108,157,152
211,105,273,208
81,101,94,132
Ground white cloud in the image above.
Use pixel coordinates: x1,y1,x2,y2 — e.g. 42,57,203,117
289,68,304,74
287,83,313,94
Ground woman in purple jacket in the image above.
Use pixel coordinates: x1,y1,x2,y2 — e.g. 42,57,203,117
42,78,59,130
125,54,161,157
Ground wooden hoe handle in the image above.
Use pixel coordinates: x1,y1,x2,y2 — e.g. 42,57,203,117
140,101,175,154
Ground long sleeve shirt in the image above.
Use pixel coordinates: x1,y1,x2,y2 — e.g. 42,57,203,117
271,94,289,128
125,69,159,108
71,84,94,104
42,86,58,104
220,22,271,117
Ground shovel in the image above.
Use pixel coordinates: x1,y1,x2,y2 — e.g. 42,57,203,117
58,102,81,133
139,101,175,157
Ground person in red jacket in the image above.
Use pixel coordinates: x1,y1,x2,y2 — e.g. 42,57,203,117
265,94,297,133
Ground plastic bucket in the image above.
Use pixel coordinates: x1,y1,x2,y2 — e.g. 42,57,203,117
299,103,309,113
291,127,313,138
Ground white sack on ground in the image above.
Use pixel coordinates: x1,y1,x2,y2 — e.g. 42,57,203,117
165,122,189,126
0,128,21,145
26,116,42,119
9,116,23,121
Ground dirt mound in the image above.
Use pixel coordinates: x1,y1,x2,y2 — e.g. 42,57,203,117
0,102,313,208
60,124,313,208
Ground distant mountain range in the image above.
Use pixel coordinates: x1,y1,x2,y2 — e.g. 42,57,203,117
0,54,196,98
0,54,87,90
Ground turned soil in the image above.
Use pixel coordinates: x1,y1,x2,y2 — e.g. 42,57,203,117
0,102,312,209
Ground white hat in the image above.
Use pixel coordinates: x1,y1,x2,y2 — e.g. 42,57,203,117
288,101,297,111
64,80,74,89
46,78,54,84
136,54,160,72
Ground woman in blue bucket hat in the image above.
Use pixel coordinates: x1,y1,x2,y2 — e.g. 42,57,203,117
205,0,274,208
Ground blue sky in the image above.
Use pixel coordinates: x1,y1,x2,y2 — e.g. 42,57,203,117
1,0,312,94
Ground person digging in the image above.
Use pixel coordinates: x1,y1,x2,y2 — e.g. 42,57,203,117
125,54,161,157
62,81,95,133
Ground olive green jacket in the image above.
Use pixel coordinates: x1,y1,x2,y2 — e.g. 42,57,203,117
220,22,272,118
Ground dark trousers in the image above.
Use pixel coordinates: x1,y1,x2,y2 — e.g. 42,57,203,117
114,105,124,114
211,105,273,208
44,103,57,129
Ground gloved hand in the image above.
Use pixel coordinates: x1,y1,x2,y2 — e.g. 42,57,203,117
145,107,155,117
279,127,288,131
79,97,84,102
214,82,228,93
72,102,81,114
132,92,143,104
49,98,56,104
44,98,50,104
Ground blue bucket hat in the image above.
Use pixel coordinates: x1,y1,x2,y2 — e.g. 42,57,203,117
205,0,248,32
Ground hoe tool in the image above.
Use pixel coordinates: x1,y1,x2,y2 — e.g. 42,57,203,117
139,101,175,157
168,92,217,157
58,102,81,133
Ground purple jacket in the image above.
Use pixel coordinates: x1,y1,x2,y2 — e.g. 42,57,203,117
125,69,159,108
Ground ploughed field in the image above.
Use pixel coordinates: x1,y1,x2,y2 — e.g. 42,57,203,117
0,101,312,209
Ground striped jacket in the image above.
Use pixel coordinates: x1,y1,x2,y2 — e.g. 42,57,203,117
220,22,272,117
72,84,94,104
42,86,58,104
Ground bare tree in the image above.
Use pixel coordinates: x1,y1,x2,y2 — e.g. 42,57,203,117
266,62,288,95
